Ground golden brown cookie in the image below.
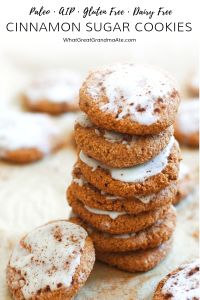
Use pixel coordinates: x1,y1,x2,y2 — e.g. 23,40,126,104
68,165,178,214
173,162,194,205
70,206,176,253
174,99,199,148
0,112,63,164
22,69,81,115
7,220,95,300
78,139,180,197
75,113,174,167
96,239,172,272
68,193,171,234
79,63,180,135
153,259,200,300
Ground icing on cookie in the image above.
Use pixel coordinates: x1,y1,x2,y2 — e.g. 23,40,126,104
84,205,126,220
88,64,177,125
9,221,87,299
25,70,81,104
177,99,199,134
0,112,59,156
79,136,174,183
162,259,200,300
76,112,93,128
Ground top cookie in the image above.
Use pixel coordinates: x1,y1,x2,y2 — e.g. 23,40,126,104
23,69,81,114
80,63,180,135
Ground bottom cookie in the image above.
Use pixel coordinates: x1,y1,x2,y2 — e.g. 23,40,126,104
96,239,172,273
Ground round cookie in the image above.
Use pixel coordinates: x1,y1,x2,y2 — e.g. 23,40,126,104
153,259,199,299
68,165,178,214
79,63,180,135
0,112,62,163
78,138,181,197
68,193,171,234
22,69,81,114
173,162,194,205
70,207,176,252
174,99,199,147
7,220,95,300
75,112,174,168
96,239,172,272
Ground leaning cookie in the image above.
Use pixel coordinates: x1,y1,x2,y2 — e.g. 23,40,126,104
75,112,174,168
22,69,81,114
7,220,95,300
96,239,172,272
70,207,176,253
80,63,180,135
78,138,180,197
173,162,194,205
153,259,199,299
174,99,199,147
68,165,178,214
68,192,171,234
0,111,62,163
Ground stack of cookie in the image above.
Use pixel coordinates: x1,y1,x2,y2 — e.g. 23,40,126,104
67,63,181,272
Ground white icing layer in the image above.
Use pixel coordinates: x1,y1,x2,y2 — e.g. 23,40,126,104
84,205,126,220
88,64,177,125
10,221,87,299
177,99,199,134
79,136,174,183
25,69,81,104
0,112,59,156
76,112,93,128
162,259,200,300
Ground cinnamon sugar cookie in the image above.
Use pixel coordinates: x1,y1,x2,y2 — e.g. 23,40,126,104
174,99,199,148
0,112,62,163
75,113,174,167
7,220,95,300
68,193,171,234
96,239,172,272
78,138,180,197
173,162,194,205
153,259,200,300
70,206,176,252
80,64,179,135
22,70,81,114
68,165,178,214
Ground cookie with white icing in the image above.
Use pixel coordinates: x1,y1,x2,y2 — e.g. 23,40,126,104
153,259,199,300
70,206,176,253
0,112,62,163
22,70,81,115
7,220,95,300
173,162,194,205
68,192,171,234
174,99,199,148
96,239,172,272
68,165,178,214
77,138,180,197
80,63,180,135
75,112,174,168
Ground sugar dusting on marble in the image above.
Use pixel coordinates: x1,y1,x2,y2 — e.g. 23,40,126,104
9,221,87,299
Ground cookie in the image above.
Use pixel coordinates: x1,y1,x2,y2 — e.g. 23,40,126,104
75,112,174,168
153,259,199,300
7,220,95,300
0,112,62,163
188,72,199,97
68,192,171,234
173,162,194,205
78,138,180,197
68,165,178,214
70,206,176,252
174,99,199,147
79,63,179,135
22,69,81,114
96,239,172,272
